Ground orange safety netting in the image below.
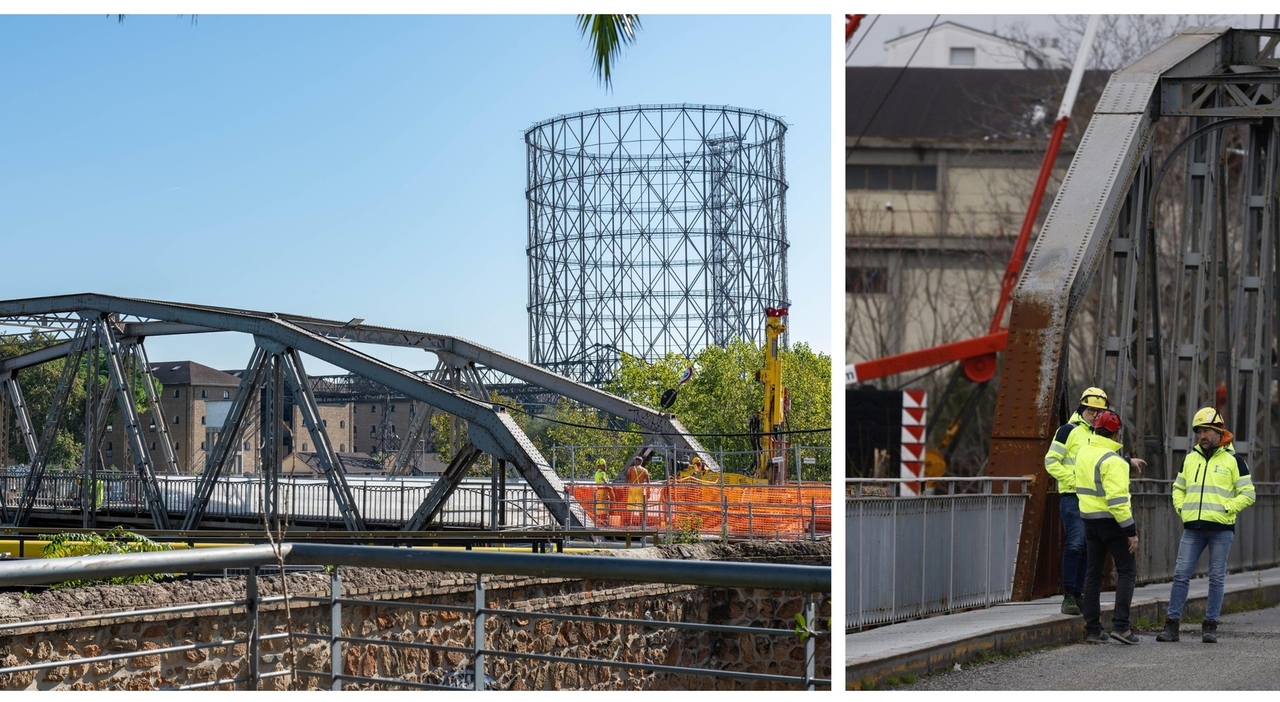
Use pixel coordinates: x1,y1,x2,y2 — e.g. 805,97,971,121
568,483,831,539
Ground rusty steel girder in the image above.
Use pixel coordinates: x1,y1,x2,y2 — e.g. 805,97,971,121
989,28,1280,600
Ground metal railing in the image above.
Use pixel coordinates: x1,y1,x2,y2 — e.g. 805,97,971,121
0,544,830,690
846,477,1030,631
1,473,832,540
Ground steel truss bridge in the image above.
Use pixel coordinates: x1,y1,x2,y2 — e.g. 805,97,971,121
0,294,721,532
988,28,1280,598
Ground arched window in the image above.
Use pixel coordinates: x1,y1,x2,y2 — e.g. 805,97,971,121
340,444,346,452
223,390,230,399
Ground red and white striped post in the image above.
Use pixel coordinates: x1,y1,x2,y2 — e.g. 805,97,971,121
900,390,927,496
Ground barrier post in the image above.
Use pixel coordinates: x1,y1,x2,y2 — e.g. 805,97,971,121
330,567,343,690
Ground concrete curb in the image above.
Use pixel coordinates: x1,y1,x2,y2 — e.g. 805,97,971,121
846,580,1280,690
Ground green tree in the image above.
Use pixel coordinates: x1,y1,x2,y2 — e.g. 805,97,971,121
1,333,158,470
576,14,642,90
606,339,832,480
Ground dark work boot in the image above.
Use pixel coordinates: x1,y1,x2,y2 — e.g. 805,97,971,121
1202,620,1218,643
1061,593,1081,616
1156,618,1180,642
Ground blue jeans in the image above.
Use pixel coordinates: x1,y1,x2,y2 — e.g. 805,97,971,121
1059,493,1087,596
1167,529,1235,622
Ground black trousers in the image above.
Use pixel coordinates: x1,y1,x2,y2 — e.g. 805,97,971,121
1081,519,1137,634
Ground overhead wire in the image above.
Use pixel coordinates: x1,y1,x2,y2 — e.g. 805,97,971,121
849,14,941,151
845,14,879,64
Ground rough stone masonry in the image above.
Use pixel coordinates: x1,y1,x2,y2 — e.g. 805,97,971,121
0,541,830,691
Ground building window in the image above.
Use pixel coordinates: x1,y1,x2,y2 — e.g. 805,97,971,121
370,426,377,437
847,164,936,191
322,419,327,428
106,423,113,433
950,47,976,66
391,425,396,435
150,442,157,451
173,415,180,425
340,420,345,429
201,441,206,450
173,389,180,398
340,444,346,452
390,405,396,413
201,390,208,399
201,415,206,425
149,420,156,432
174,442,179,451
352,445,357,453
105,441,113,458
244,441,251,451
847,267,890,294
371,406,377,413
302,442,309,451
223,390,230,399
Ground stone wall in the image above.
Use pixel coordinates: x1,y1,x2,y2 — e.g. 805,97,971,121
0,545,831,691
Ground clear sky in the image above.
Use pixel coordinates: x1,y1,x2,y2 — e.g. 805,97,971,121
0,14,832,375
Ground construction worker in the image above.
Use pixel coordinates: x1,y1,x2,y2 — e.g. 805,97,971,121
1073,408,1140,645
593,458,609,484
1044,387,1107,615
625,457,650,484
1156,408,1257,644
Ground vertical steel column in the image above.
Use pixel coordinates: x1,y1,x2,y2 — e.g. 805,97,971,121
473,572,486,691
1095,149,1153,452
262,353,284,531
330,567,343,691
99,320,171,529
1231,120,1279,478
247,566,260,690
497,459,507,528
1164,117,1225,475
183,346,270,530
803,592,816,691
15,319,90,526
81,332,100,528
279,348,366,531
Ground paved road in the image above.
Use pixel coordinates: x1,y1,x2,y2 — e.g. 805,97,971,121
898,603,1280,690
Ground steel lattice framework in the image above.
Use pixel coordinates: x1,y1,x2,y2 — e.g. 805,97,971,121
0,294,723,532
526,104,790,385
987,28,1280,599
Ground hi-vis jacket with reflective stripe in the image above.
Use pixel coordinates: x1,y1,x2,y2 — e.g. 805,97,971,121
1173,441,1256,529
1073,434,1136,536
1045,412,1091,493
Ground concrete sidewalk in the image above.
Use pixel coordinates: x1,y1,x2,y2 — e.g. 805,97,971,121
846,566,1280,690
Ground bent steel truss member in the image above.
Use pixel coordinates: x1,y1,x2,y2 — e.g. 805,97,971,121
0,294,603,530
988,28,1280,599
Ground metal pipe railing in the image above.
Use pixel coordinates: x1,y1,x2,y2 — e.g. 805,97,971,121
0,542,830,691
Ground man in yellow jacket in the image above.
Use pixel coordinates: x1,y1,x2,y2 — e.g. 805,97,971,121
1044,387,1108,615
1156,408,1257,644
1073,409,1140,644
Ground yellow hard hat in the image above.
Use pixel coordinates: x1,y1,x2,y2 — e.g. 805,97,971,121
1079,387,1109,410
1192,407,1225,432
596,458,606,466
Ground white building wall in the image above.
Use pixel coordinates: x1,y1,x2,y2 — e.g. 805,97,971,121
881,24,1064,69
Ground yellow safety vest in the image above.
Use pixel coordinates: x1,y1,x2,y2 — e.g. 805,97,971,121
1073,434,1135,531
1044,412,1091,493
1173,444,1256,527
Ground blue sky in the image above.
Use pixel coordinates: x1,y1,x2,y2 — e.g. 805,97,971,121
0,14,832,374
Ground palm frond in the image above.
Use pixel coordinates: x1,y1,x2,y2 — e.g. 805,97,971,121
577,14,641,91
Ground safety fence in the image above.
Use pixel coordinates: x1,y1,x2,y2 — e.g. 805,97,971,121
846,477,1030,631
566,483,832,540
0,544,831,690
1130,479,1280,585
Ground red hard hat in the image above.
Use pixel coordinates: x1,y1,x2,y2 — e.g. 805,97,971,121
1092,409,1122,434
